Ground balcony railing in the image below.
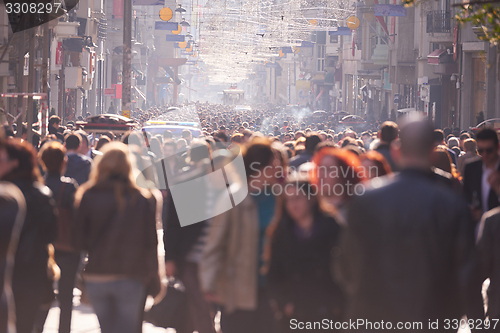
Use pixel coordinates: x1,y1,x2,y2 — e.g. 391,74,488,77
426,11,452,33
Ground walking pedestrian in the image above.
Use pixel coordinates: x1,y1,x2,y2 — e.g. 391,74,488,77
339,120,481,332
1,138,58,333
266,176,344,333
74,142,162,333
39,141,80,333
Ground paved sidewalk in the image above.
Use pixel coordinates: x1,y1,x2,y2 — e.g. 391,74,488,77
42,289,175,333
43,304,175,333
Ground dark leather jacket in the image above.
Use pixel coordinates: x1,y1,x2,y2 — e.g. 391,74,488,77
74,181,159,284
340,169,481,329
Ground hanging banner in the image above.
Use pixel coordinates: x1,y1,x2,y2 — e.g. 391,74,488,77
329,27,352,36
166,35,185,42
113,0,124,18
374,4,407,16
155,21,178,30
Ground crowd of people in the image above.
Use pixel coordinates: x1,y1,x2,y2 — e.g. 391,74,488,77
0,102,499,333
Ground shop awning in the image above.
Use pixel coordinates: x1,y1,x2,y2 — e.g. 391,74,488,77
428,49,447,65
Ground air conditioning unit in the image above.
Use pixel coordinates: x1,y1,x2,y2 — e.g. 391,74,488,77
54,21,80,38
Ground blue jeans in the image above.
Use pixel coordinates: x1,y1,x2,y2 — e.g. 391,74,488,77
85,279,146,333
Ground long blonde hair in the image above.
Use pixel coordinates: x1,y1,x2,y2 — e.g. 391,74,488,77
75,142,150,209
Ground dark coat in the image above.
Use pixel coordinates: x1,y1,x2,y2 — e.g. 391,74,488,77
65,153,92,186
162,164,209,271
267,213,344,319
11,180,57,280
44,173,78,212
463,159,500,212
340,169,480,331
289,151,313,170
476,206,500,319
0,182,26,333
74,181,159,286
375,143,398,172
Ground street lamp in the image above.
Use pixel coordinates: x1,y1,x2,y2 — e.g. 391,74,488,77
175,4,186,13
180,18,190,27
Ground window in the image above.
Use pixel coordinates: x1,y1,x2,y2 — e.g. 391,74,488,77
316,44,325,72
330,34,338,44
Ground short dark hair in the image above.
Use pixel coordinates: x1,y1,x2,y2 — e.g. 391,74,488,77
432,129,445,144
163,130,173,139
181,129,192,138
476,128,499,146
40,141,66,173
65,133,81,150
76,130,89,147
49,115,61,127
379,121,399,143
163,139,176,152
459,132,471,142
305,134,321,152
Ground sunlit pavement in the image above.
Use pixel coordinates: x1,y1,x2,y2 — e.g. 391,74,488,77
42,289,174,333
42,299,470,333
43,305,174,333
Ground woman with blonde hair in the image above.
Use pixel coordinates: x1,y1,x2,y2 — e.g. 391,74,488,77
74,142,161,333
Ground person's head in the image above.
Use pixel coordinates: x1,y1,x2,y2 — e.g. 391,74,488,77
65,133,82,151
39,141,67,175
95,136,111,151
188,140,210,164
76,131,90,155
378,121,398,144
282,178,320,227
49,115,61,129
242,129,253,142
181,129,193,143
2,138,42,183
163,130,174,140
163,139,177,157
305,133,321,153
361,131,371,146
311,147,365,204
177,138,188,151
149,137,163,160
244,138,280,191
231,133,244,144
214,131,229,143
295,131,305,140
463,138,477,153
395,120,435,169
459,132,471,149
432,129,445,146
447,137,459,149
78,142,146,209
360,150,392,179
344,130,357,139
476,128,500,166
341,137,356,148
432,146,459,179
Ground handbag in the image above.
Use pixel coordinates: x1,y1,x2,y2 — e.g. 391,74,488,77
144,277,188,329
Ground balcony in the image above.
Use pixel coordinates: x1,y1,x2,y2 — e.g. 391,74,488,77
426,11,452,33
